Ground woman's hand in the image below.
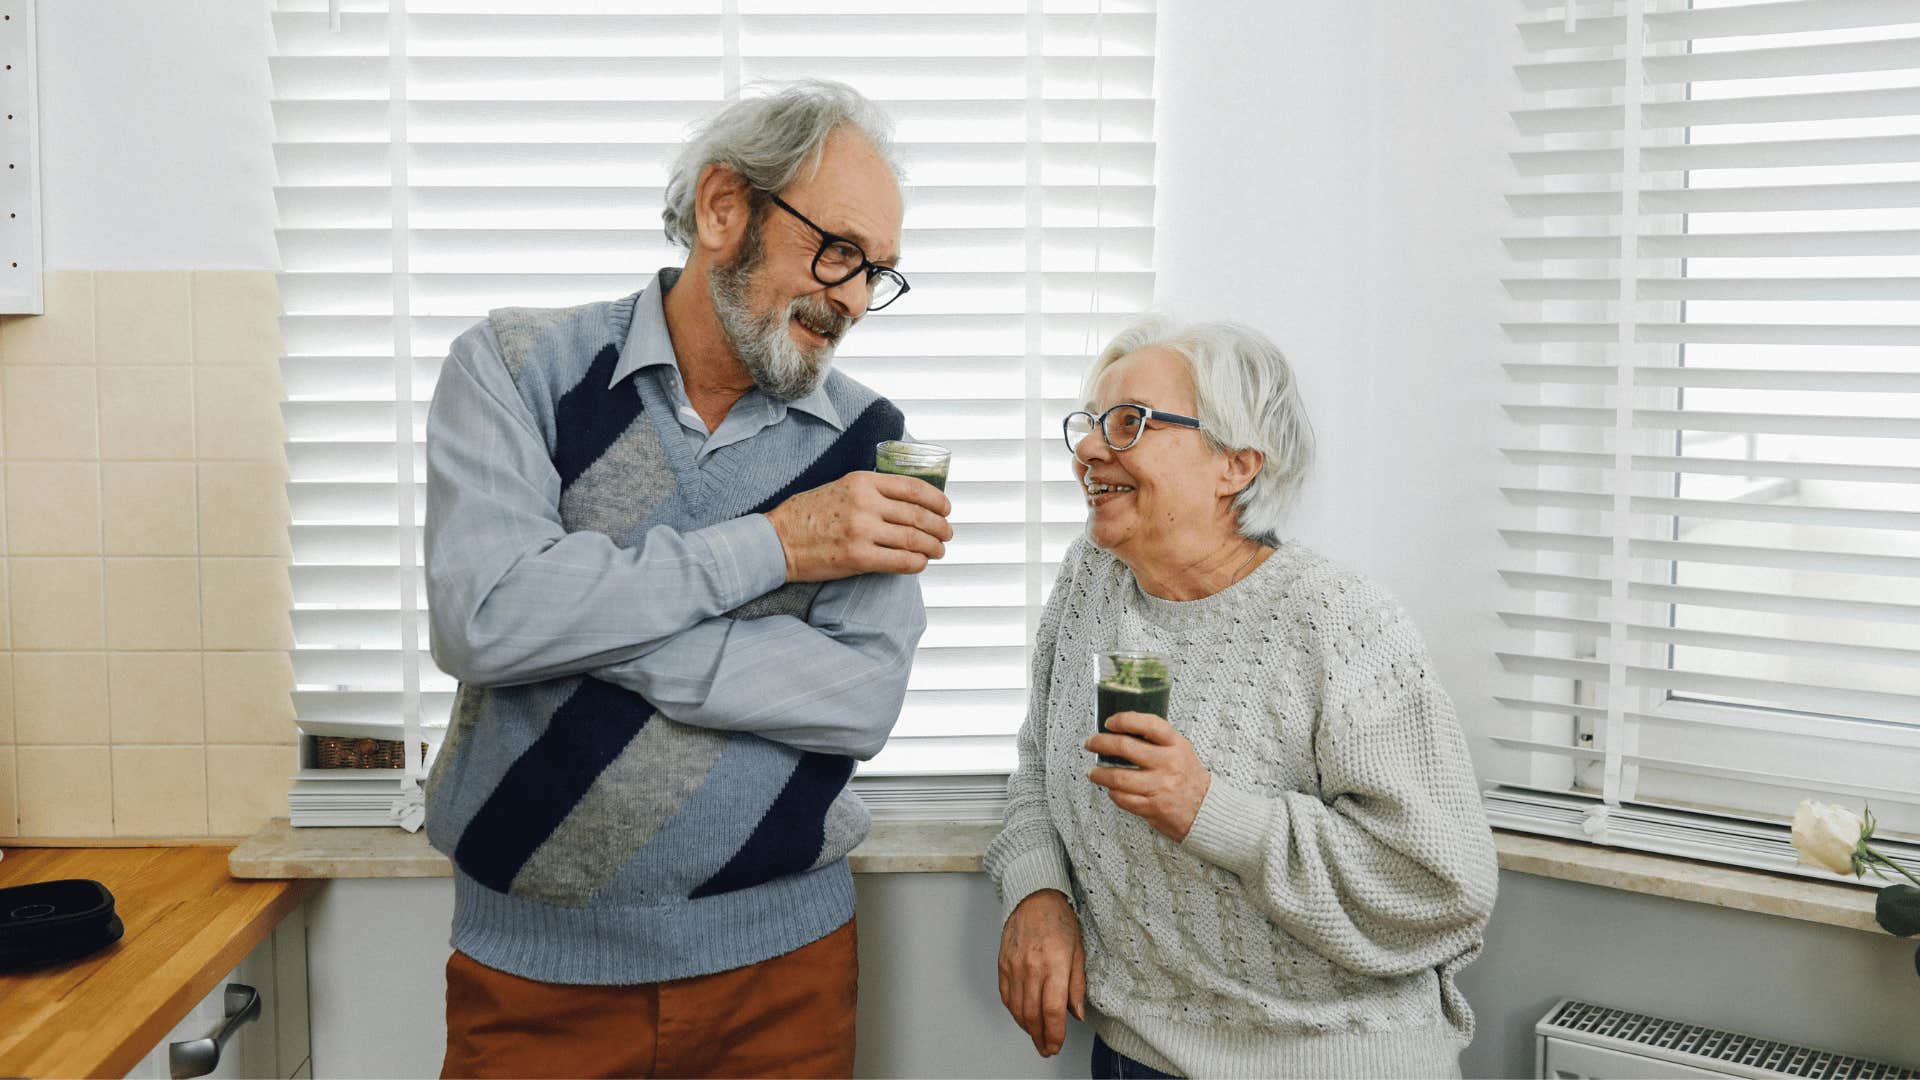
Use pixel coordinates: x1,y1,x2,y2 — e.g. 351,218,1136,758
1086,711,1212,842
996,889,1085,1057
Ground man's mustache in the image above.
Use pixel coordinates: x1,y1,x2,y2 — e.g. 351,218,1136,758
790,296,853,344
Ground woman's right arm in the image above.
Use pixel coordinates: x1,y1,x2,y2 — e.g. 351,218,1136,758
985,539,1088,1057
984,539,1079,912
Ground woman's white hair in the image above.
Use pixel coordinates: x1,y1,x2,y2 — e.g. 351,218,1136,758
662,79,901,249
1087,315,1316,546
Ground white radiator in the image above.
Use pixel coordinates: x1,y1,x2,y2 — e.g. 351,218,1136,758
1535,999,1917,1079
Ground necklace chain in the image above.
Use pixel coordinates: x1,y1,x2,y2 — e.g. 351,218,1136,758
1226,540,1264,586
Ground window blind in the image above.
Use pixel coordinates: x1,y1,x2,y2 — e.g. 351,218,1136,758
269,0,1152,800
1491,0,1920,875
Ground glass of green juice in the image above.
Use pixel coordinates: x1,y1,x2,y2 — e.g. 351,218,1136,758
874,440,951,491
1095,651,1171,769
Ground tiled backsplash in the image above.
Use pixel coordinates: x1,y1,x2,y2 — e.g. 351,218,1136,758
0,271,295,839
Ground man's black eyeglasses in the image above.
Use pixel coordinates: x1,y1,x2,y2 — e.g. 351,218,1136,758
767,193,910,312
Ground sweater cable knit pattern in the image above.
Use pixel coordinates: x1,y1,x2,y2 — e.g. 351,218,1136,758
985,537,1499,1079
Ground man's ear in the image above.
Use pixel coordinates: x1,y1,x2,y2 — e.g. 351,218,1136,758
693,164,752,259
1220,447,1265,498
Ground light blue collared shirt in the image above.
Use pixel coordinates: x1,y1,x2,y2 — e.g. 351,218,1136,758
611,272,844,463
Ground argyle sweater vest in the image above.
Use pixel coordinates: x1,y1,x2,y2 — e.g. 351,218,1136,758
423,291,905,984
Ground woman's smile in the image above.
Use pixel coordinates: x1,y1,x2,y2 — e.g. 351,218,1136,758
1084,476,1137,508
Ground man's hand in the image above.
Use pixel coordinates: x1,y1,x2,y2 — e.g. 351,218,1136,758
1086,712,1212,842
765,471,953,582
997,889,1085,1058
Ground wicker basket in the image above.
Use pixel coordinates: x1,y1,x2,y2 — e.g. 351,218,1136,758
312,735,428,769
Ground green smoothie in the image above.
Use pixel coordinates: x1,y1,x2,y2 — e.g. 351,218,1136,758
1095,652,1170,769
874,440,951,491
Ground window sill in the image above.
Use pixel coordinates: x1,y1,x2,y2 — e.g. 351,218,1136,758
227,820,1888,935
227,818,1002,879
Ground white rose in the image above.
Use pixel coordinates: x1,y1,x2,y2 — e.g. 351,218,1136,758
1791,799,1863,876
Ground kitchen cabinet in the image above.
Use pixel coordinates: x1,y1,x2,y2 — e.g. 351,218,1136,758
0,846,316,1078
124,910,309,1079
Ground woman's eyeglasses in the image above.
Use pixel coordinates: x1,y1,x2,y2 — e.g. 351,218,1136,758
1062,403,1204,454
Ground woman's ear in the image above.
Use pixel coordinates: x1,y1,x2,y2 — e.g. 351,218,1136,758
1220,447,1265,498
692,164,751,258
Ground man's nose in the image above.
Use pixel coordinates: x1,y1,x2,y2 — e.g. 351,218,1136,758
824,272,872,318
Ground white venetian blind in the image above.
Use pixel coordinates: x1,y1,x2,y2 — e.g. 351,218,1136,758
1490,0,1920,873
268,0,1152,784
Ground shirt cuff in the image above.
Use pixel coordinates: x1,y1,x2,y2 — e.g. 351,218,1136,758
697,513,789,606
994,842,1078,924
1179,777,1274,881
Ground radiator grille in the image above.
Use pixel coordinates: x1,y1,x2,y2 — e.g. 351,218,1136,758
1543,1000,1917,1079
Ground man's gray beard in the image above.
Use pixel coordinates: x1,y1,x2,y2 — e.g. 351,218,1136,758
708,221,851,402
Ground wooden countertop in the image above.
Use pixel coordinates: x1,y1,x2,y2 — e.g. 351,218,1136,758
0,846,318,1079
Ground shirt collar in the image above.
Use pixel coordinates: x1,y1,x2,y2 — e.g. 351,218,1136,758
612,268,844,431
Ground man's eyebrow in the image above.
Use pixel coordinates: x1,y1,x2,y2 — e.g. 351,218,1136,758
855,231,900,267
822,217,891,263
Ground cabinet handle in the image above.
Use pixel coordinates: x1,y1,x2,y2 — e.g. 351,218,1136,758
168,983,262,1079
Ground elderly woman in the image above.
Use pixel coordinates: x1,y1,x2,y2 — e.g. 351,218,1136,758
986,317,1499,1079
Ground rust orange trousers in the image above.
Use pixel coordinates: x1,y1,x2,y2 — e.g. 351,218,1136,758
441,919,857,1079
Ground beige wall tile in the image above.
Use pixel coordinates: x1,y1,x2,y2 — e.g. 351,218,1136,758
195,368,284,461
198,461,288,557
18,746,112,837
207,744,294,836
10,558,105,649
200,559,293,650
0,746,16,837
4,366,98,459
0,271,94,366
96,272,192,367
0,566,11,649
109,652,205,744
100,367,195,460
0,655,12,743
14,652,110,744
112,745,208,837
204,651,295,744
193,272,283,367
105,557,201,650
5,462,101,555
103,462,198,555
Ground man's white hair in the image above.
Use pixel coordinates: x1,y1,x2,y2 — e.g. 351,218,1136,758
662,79,901,249
1086,316,1317,545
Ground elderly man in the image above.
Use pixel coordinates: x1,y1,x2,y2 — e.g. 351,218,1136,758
422,80,949,1079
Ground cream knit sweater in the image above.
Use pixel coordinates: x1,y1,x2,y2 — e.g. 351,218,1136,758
985,537,1499,1079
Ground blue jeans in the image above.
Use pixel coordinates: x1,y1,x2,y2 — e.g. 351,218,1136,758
1091,1035,1181,1080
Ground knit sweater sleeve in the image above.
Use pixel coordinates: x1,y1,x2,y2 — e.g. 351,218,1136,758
1178,581,1499,979
983,539,1083,922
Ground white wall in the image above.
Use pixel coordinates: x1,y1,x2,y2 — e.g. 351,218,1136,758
1153,1,1382,565
306,876,1092,1080
38,0,275,268
1154,0,1514,773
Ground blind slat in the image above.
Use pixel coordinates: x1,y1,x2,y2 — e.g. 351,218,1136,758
1504,361,1920,391
1500,569,1920,626
1500,447,1920,485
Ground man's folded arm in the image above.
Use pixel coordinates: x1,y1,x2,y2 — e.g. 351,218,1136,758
596,570,926,760
424,325,790,688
